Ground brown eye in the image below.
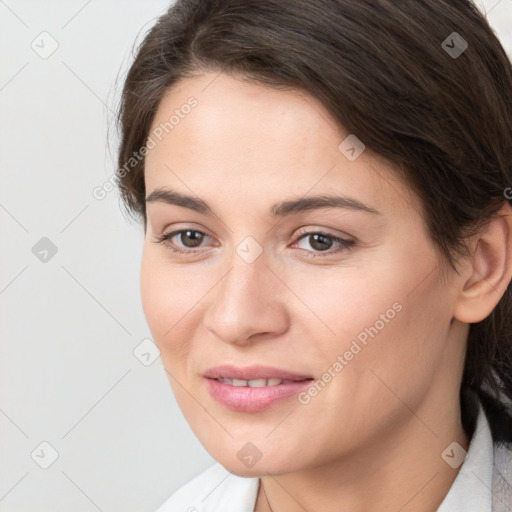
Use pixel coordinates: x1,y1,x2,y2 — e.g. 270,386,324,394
177,230,205,248
153,229,211,254
305,233,335,251
292,230,355,258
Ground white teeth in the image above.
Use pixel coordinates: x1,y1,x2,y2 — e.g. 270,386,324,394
216,378,284,387
247,379,267,387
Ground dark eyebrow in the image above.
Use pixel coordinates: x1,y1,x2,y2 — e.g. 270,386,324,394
145,188,380,217
146,188,213,215
270,194,380,216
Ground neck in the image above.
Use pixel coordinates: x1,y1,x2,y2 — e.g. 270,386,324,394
254,397,470,512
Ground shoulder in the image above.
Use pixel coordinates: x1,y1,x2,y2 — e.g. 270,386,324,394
154,462,260,512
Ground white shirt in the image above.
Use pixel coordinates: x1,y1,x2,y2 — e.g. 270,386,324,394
156,401,496,512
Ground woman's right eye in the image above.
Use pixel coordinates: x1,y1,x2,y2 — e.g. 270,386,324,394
153,229,211,254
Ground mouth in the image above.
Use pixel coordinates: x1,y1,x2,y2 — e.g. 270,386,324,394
214,377,308,387
203,365,314,412
203,364,313,382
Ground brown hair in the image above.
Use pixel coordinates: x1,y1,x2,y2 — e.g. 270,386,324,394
115,0,512,442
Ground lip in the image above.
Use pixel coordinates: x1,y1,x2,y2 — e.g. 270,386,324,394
203,365,314,412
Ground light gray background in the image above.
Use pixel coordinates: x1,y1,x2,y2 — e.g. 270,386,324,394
0,1,511,511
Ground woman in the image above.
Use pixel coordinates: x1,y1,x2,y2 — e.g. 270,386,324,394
115,1,512,510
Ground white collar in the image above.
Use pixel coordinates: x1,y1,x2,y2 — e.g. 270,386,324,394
437,400,494,512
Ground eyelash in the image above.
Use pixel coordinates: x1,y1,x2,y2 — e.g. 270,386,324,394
152,228,355,258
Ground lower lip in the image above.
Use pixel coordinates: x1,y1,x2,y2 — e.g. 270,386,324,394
204,378,313,412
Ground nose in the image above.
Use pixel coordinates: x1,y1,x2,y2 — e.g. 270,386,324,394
202,252,290,346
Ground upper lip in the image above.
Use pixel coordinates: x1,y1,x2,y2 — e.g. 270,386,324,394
203,365,313,381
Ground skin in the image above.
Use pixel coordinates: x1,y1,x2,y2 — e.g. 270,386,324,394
140,72,512,512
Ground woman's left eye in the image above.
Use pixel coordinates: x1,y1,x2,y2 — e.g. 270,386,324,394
153,229,355,258
291,231,355,258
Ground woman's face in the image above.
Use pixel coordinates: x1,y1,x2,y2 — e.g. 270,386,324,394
141,72,466,475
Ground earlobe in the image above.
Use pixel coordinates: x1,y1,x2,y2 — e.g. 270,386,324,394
453,201,512,324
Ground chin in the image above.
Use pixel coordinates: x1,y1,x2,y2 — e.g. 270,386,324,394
212,449,301,478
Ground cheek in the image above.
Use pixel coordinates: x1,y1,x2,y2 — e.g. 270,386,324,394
139,248,190,348
140,249,167,338
293,253,452,390
281,261,407,354
139,246,216,360
311,271,453,423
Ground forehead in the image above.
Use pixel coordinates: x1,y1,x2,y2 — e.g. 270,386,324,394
144,72,415,219
148,72,342,161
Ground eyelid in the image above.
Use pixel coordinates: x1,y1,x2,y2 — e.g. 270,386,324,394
292,226,354,243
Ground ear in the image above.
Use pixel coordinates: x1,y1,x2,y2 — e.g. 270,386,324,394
453,201,512,324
